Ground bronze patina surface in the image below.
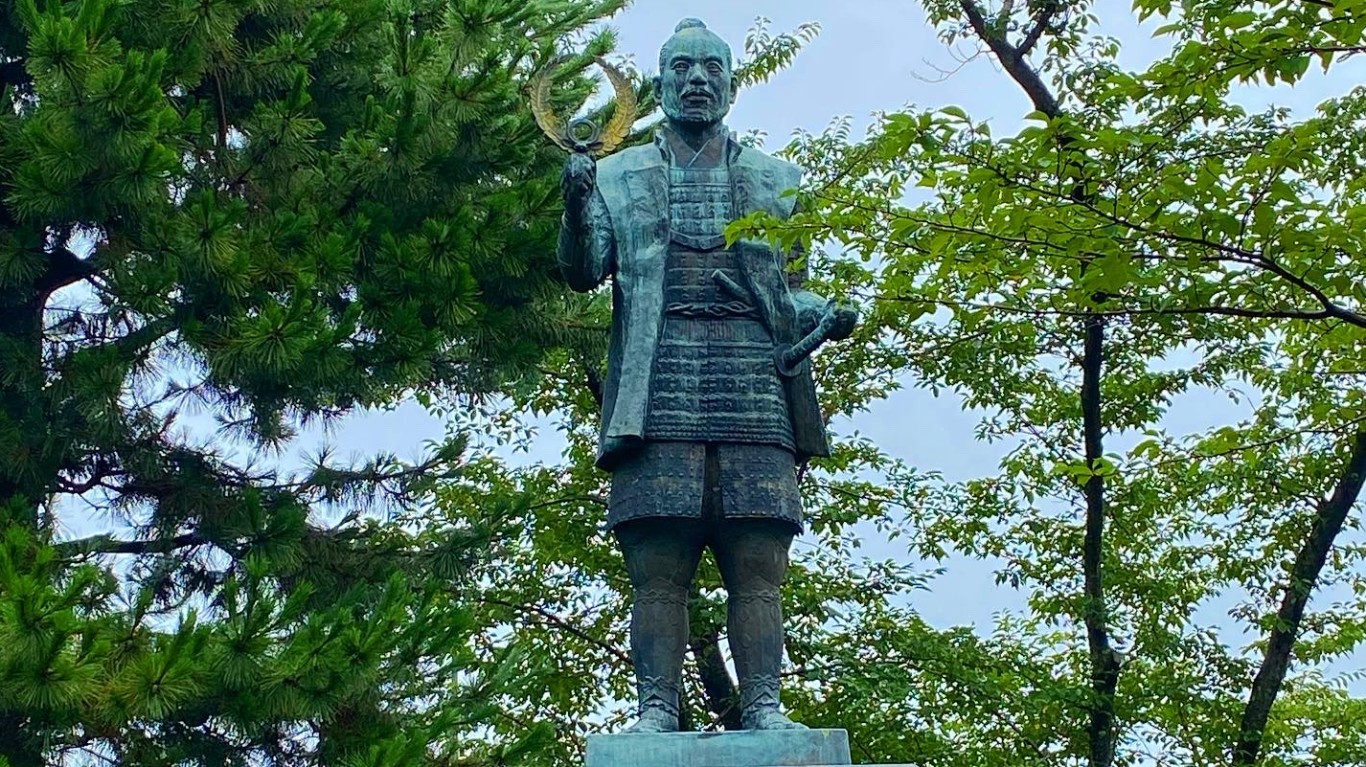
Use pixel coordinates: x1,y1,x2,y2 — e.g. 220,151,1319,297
555,18,857,732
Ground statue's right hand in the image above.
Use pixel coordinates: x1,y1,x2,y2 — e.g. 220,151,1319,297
562,152,597,211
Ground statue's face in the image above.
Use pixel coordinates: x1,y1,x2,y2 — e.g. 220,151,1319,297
655,32,736,129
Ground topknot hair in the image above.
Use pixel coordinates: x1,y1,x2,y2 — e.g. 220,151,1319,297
658,18,731,73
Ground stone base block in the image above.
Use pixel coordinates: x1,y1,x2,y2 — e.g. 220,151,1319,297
585,729,851,767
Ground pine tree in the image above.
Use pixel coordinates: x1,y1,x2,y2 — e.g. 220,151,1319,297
0,0,623,764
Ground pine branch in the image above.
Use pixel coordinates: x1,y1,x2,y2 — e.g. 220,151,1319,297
213,70,230,151
58,532,207,556
0,59,31,94
38,245,99,294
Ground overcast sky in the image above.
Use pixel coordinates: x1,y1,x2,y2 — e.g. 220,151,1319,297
295,0,1364,683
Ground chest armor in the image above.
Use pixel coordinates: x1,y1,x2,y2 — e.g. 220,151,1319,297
664,166,751,315
646,166,794,449
669,167,732,250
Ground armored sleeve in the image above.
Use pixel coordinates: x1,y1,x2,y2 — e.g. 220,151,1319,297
557,186,617,292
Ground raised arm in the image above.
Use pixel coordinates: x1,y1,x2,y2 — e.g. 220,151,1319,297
557,153,616,292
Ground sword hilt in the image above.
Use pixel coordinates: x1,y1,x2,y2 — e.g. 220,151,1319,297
710,269,841,376
776,309,838,377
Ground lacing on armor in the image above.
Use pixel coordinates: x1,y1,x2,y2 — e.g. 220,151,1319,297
645,315,794,448
637,676,681,715
740,673,783,710
728,590,781,606
665,300,759,319
634,586,689,607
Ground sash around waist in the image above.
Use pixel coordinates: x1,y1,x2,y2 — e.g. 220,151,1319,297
665,300,760,319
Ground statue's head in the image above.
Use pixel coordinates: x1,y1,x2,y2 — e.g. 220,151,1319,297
654,18,737,131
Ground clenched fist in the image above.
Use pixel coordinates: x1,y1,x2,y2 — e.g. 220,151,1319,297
562,152,597,212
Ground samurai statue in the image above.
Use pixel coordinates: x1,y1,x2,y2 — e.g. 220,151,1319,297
556,18,857,732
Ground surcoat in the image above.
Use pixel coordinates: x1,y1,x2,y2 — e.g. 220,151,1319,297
557,129,833,531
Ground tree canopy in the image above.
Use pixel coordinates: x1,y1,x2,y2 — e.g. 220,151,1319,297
0,0,624,764
730,0,1366,764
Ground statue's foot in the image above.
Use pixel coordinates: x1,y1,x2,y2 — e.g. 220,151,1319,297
742,708,809,731
623,708,679,733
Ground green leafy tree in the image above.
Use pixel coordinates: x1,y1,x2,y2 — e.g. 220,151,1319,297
403,1,1366,763
410,16,1081,767
0,0,626,764
726,0,1366,765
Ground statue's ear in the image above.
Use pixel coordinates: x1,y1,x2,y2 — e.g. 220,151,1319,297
651,74,662,97
729,76,739,103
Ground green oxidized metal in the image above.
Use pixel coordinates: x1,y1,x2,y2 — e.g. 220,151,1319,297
553,17,857,735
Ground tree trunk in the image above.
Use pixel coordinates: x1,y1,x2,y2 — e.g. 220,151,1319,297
690,623,743,730
1081,311,1120,767
1232,430,1366,765
955,4,1123,763
0,292,46,529
0,288,47,767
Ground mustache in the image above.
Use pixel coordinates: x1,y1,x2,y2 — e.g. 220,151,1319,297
681,89,714,99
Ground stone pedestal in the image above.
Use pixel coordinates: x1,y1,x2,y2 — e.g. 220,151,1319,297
585,729,851,767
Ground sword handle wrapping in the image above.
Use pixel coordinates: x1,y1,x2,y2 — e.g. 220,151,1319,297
775,310,838,377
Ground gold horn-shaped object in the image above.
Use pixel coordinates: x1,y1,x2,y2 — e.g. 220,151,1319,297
530,55,638,156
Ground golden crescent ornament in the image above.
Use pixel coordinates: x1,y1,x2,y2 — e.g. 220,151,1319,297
529,56,638,157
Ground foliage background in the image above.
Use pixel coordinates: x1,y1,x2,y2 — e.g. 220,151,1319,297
3,0,1365,766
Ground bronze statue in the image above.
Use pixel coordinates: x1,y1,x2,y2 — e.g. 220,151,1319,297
550,18,857,732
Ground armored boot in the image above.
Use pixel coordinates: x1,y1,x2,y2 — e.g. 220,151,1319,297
623,586,689,733
623,676,681,733
739,674,805,730
729,590,808,730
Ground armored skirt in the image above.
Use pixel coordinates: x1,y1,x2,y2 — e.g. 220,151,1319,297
606,313,803,533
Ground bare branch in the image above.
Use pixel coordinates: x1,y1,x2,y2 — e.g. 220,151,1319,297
1018,0,1061,57
1252,253,1366,329
958,0,1062,117
955,162,1366,330
479,596,632,667
871,293,1335,323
